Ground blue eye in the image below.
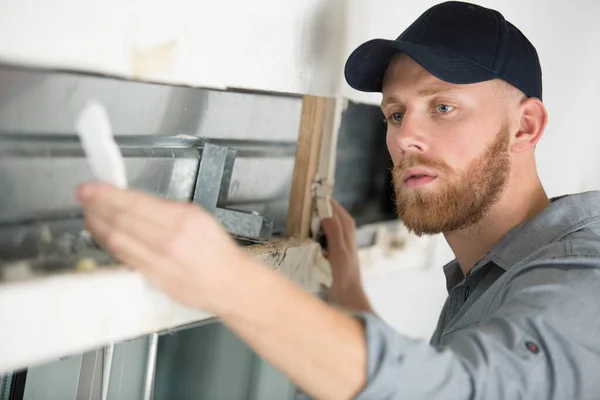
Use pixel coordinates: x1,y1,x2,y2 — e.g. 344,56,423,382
436,105,453,113
392,112,404,122
383,112,404,124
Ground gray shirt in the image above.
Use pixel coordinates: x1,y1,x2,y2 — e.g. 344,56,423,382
354,191,600,399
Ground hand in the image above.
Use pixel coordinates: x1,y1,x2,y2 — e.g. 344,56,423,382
321,200,373,313
76,182,253,312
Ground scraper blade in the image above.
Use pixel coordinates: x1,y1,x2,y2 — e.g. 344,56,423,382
75,100,128,188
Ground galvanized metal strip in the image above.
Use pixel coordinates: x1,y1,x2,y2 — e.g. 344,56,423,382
192,143,229,213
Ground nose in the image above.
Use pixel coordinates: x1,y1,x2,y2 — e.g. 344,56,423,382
386,113,428,160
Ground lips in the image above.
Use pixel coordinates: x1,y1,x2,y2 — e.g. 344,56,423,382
403,168,436,182
405,173,429,181
402,167,438,188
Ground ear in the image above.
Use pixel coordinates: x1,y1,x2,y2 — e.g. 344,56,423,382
510,98,548,153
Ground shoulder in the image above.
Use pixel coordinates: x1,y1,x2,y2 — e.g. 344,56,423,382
490,233,600,319
503,227,600,295
511,227,600,271
505,258,600,295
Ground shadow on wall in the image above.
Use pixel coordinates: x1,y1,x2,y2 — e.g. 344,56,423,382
299,0,349,95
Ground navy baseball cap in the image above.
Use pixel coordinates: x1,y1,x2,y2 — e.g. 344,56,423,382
344,1,543,100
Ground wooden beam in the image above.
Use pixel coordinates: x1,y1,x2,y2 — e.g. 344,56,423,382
311,99,346,230
246,238,331,292
286,95,336,239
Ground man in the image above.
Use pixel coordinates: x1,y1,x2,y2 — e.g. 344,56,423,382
77,1,600,399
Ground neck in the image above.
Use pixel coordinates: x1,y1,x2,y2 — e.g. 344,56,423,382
444,174,549,276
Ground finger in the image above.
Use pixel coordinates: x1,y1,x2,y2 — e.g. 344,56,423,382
329,199,355,229
329,199,357,249
77,182,189,231
321,209,348,254
84,206,181,279
83,204,169,253
84,206,112,248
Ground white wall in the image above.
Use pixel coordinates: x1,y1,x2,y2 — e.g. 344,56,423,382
0,0,347,97
1,0,599,340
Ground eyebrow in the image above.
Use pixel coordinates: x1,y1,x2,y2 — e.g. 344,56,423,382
417,86,455,97
381,86,457,108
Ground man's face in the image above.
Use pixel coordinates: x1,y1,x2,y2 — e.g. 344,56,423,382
381,54,513,236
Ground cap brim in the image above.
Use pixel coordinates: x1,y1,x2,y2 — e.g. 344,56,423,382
344,39,496,92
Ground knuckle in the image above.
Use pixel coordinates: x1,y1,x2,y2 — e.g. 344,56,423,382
173,204,197,233
105,229,123,251
165,211,198,255
125,195,142,214
342,211,355,224
112,211,129,230
163,234,185,257
165,203,213,256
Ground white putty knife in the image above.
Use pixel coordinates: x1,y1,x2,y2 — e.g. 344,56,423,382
75,100,124,400
75,100,128,188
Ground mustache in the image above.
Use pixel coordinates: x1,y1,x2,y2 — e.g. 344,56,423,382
391,154,453,175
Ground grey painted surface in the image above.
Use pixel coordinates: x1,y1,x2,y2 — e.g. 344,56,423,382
155,322,256,400
0,156,199,224
104,338,149,400
22,324,295,400
155,321,295,400
22,337,155,400
247,358,295,400
23,355,82,400
0,66,302,141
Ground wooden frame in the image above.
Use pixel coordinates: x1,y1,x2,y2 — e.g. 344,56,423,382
286,95,338,239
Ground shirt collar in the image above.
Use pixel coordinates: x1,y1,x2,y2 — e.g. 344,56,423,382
443,191,600,292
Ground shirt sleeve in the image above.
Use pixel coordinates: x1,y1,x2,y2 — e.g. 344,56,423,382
353,260,600,400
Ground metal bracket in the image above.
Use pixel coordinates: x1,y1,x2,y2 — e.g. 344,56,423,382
192,143,273,239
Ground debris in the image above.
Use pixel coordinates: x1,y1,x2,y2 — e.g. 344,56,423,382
75,257,98,273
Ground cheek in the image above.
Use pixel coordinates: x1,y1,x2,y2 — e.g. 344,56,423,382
429,135,472,174
386,130,400,164
441,137,484,173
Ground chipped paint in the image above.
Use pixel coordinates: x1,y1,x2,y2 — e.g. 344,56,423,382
132,40,177,79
